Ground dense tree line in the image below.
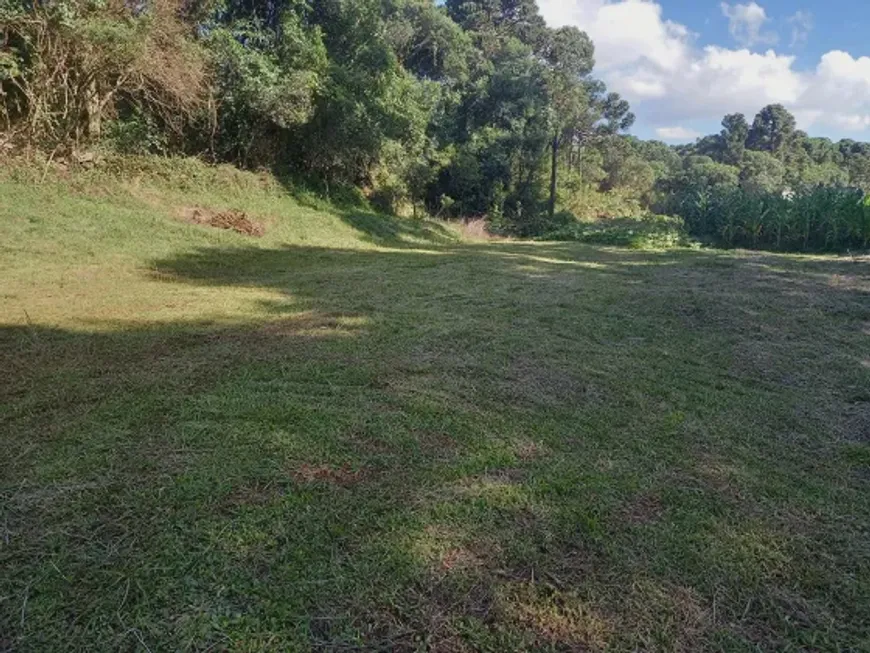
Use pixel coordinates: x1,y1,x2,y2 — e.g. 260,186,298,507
0,0,634,235
654,105,870,251
2,0,869,249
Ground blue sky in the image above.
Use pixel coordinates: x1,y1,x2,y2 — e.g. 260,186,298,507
538,0,870,142
667,0,868,68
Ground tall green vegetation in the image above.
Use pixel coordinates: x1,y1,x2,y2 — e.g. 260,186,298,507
1,0,633,235
660,104,870,252
3,1,870,251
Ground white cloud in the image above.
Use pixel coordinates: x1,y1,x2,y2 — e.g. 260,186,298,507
656,127,702,141
538,0,691,74
537,0,870,137
720,2,778,48
788,10,813,48
829,114,870,132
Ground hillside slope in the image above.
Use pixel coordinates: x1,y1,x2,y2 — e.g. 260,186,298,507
1,159,459,330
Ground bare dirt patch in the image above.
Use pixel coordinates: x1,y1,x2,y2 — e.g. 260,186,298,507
512,439,551,461
180,206,265,237
439,547,485,574
452,469,527,497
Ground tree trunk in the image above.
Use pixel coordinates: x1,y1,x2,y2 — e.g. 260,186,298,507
85,79,102,141
549,132,559,220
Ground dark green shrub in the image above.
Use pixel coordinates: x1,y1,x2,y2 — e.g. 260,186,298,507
545,214,688,249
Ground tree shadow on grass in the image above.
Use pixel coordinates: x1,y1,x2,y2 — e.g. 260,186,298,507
339,210,459,247
2,243,630,650
269,170,459,249
2,242,869,651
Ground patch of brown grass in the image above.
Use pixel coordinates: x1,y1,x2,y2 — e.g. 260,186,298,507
180,206,265,237
621,581,711,652
502,355,595,408
440,548,484,574
450,469,528,500
292,463,365,487
622,492,665,525
413,524,502,580
455,218,500,241
512,439,551,462
498,582,613,650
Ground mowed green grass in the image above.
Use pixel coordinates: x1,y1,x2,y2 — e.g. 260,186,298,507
2,168,869,651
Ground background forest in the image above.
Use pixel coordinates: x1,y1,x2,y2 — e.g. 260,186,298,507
3,0,870,251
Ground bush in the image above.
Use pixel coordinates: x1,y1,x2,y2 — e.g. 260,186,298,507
544,214,688,249
562,185,646,221
105,114,169,155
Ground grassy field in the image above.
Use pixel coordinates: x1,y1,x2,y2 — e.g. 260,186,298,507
2,163,869,651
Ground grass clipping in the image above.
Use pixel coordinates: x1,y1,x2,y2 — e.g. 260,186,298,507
180,206,265,237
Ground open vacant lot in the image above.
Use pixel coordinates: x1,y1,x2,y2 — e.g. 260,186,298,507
2,179,869,651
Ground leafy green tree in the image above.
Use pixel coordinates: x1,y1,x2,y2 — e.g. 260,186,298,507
384,0,473,83
740,150,785,194
542,25,595,219
720,113,749,165
633,138,682,178
804,137,842,166
693,134,725,161
295,0,433,192
445,36,550,227
747,104,797,157
679,156,740,190
847,155,870,191
445,0,547,52
207,5,327,164
799,163,848,187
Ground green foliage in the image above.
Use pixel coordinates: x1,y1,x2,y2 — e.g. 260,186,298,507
739,150,786,194
545,213,687,249
5,1,870,249
562,183,645,221
747,103,797,156
3,0,642,236
667,184,870,252
205,3,327,164
104,112,169,155
651,103,870,252
385,0,473,82
720,113,749,165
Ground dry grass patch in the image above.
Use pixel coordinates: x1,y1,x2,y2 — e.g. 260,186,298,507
291,463,367,487
497,582,614,650
180,206,265,237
